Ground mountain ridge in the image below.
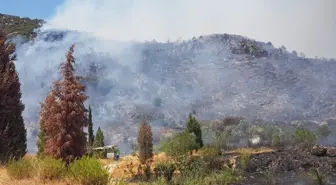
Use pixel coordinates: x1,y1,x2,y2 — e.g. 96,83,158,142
2,13,336,153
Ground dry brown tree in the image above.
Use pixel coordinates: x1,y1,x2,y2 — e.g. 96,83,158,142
40,45,88,164
137,120,153,164
0,29,26,163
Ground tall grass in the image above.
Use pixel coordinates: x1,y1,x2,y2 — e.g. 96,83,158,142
6,157,37,179
38,156,66,181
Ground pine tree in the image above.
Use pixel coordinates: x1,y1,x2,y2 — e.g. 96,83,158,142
93,127,105,158
0,30,27,163
137,120,153,164
88,105,94,147
93,127,104,148
40,45,88,164
186,113,203,149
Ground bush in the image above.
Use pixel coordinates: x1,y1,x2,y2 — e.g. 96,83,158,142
38,156,66,180
204,167,243,185
294,128,316,148
153,162,176,182
68,156,111,185
6,158,36,179
317,123,331,139
160,132,199,157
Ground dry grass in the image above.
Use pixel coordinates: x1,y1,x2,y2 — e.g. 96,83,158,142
0,166,67,185
0,148,273,184
110,153,168,179
226,147,274,155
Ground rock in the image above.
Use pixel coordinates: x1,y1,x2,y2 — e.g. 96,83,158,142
311,145,327,156
326,147,336,157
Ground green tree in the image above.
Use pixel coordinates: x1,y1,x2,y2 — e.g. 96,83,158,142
36,128,45,158
137,120,153,164
93,127,104,148
317,123,331,139
186,113,203,149
88,105,94,147
93,127,105,158
0,30,27,163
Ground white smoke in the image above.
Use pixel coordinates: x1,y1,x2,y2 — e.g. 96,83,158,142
13,0,336,153
44,0,336,59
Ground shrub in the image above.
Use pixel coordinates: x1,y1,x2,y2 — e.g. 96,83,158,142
306,168,328,185
294,128,316,148
202,145,221,156
153,162,176,182
317,122,331,139
205,167,243,185
6,158,36,179
68,156,111,185
240,153,250,170
160,132,199,157
203,155,223,173
140,176,168,185
178,156,207,177
38,156,66,180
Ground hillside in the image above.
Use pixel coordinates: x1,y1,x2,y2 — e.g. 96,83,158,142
2,13,336,154
0,13,43,39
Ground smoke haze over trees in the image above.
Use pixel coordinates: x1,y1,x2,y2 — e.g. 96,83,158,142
0,1,334,154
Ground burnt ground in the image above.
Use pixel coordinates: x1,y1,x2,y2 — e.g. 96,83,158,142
235,147,336,184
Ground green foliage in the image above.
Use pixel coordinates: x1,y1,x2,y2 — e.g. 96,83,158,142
6,158,36,179
93,127,105,158
204,167,243,185
38,156,66,180
240,153,250,170
160,132,199,157
92,128,106,159
271,132,281,147
153,162,176,182
186,114,203,149
294,128,316,146
88,105,95,147
317,123,331,139
68,156,111,185
306,168,328,185
0,13,43,39
36,128,45,158
0,31,27,162
213,127,232,150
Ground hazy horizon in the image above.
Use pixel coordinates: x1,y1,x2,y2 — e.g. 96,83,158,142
39,0,336,59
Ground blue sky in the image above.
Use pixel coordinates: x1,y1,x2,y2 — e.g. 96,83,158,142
0,0,64,19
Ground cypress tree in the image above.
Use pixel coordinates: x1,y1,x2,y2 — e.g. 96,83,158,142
88,105,94,147
40,45,88,164
137,120,153,164
186,113,203,149
0,30,27,163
